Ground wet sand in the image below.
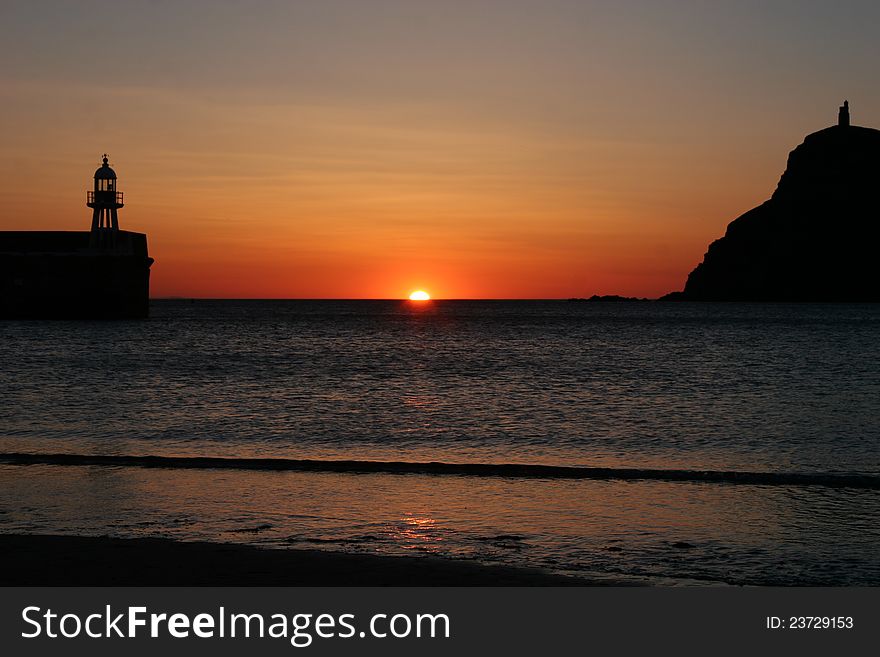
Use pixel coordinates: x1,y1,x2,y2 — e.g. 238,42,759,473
0,534,604,586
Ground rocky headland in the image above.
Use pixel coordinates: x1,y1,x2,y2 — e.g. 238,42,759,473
666,101,879,301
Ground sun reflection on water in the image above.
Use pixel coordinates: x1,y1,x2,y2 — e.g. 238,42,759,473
391,514,445,553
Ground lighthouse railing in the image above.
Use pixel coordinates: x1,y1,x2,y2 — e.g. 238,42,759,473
87,191,124,205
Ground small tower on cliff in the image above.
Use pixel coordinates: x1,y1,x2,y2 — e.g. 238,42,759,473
87,154,124,247
838,100,850,127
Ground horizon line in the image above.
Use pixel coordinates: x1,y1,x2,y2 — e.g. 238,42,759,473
149,296,660,302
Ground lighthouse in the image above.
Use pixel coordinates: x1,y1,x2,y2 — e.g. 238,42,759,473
0,154,153,318
87,154,124,246
838,100,850,127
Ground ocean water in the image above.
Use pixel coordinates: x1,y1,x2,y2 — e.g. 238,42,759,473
1,300,878,584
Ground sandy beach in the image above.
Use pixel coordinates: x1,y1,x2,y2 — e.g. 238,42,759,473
0,534,602,586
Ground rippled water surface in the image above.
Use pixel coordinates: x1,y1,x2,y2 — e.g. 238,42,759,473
1,301,878,584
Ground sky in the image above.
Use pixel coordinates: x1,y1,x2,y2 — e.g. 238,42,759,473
1,0,878,298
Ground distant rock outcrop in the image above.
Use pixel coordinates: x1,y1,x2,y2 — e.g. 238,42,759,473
667,102,880,301
568,295,649,302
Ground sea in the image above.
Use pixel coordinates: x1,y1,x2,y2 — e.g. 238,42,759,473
1,300,878,585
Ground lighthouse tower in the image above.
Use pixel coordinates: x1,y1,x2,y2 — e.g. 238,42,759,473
87,154,124,246
838,100,850,127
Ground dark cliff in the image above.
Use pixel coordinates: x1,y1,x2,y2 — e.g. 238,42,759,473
670,117,880,301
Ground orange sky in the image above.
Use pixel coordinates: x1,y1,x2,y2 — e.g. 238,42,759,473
1,1,878,298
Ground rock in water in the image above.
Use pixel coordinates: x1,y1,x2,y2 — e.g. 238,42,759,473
670,104,880,301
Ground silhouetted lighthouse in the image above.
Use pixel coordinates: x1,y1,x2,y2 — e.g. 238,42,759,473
87,154,124,246
0,154,153,318
838,100,850,127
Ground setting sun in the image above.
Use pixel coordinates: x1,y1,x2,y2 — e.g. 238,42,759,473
408,290,431,301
